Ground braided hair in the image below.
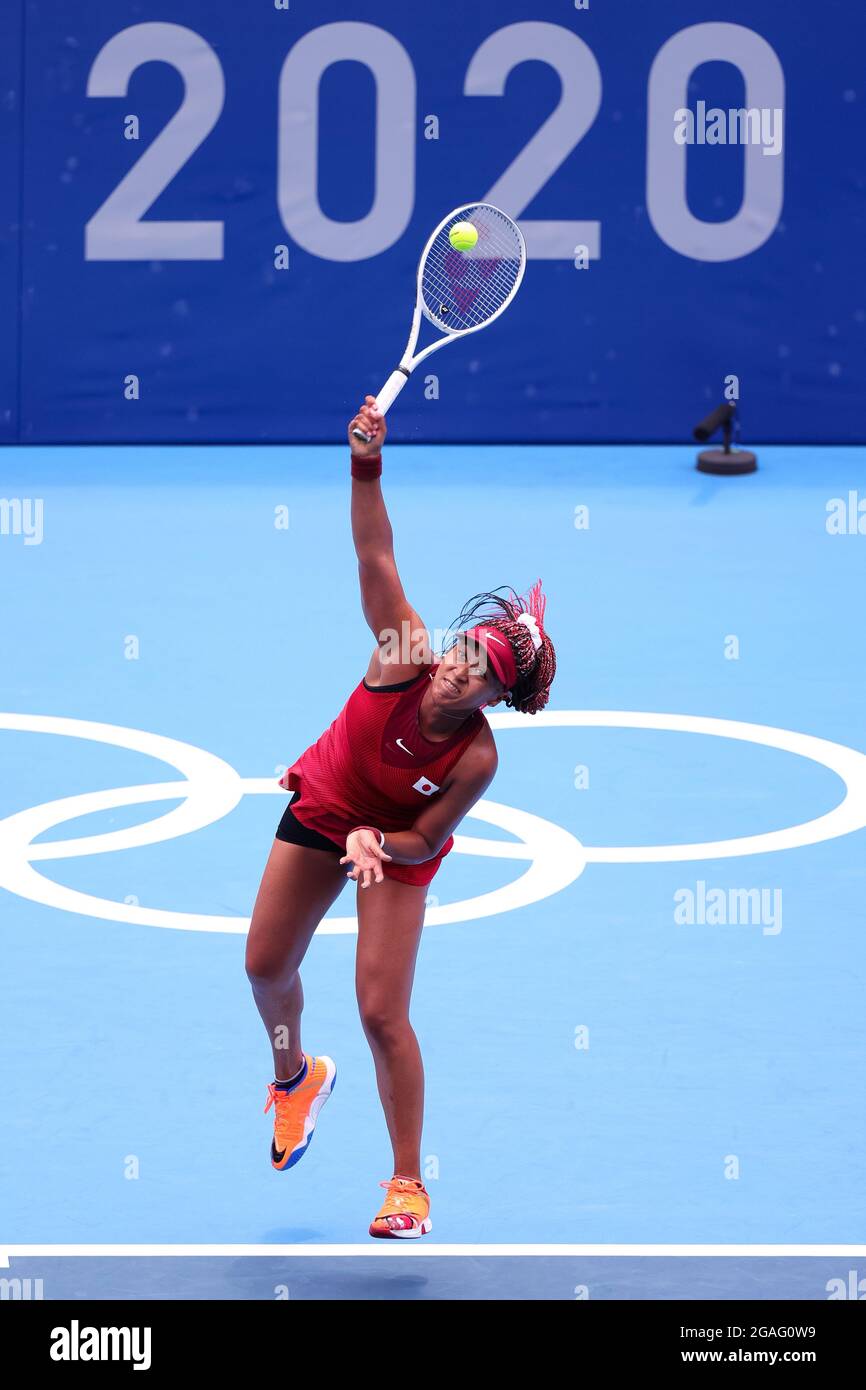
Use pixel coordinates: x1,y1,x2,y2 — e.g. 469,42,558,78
442,577,556,715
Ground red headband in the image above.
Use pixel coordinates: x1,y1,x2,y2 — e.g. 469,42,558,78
463,624,518,690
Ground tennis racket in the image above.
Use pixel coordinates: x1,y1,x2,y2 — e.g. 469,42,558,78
351,202,526,443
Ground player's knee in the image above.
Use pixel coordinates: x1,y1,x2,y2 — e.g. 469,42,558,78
358,997,409,1047
245,946,291,987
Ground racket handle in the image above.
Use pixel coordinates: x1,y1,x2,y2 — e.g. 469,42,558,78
352,368,411,441
375,368,411,415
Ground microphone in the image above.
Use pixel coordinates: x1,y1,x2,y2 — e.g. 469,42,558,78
692,400,757,475
693,402,736,443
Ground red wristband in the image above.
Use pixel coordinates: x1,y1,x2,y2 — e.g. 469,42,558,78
351,452,382,480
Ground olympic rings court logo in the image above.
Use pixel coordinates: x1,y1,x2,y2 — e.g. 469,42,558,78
1,711,866,936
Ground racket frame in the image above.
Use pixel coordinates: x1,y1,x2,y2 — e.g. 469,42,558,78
351,202,526,442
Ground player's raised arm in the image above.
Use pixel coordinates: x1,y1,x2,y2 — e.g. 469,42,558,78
348,395,390,565
347,396,431,681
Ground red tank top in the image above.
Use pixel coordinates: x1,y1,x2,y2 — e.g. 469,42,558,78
282,661,485,870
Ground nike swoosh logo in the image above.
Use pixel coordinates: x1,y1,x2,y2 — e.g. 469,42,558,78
395,738,414,755
484,633,508,647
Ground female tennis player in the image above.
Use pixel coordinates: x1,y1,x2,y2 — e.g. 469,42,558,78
245,396,556,1238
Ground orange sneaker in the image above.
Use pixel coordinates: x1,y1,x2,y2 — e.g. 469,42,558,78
369,1176,432,1239
263,1054,336,1171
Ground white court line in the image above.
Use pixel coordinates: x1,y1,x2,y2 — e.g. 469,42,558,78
3,1244,865,1264
5,707,866,933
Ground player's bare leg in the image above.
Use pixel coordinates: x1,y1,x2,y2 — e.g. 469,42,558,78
246,839,347,1168
355,877,428,1181
246,838,346,1074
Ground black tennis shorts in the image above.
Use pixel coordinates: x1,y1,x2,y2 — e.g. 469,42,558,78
275,791,342,855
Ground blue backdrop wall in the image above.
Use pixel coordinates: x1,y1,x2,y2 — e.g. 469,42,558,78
0,0,863,444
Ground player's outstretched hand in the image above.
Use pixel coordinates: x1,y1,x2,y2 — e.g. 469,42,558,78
340,828,392,888
349,396,386,456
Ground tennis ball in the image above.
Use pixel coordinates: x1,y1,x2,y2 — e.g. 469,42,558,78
449,221,478,252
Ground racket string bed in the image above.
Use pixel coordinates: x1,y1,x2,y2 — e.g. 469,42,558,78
421,206,524,333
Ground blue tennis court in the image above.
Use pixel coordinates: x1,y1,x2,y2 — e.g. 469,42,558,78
2,443,865,1297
